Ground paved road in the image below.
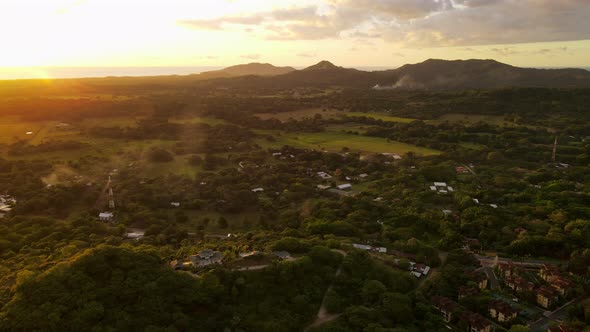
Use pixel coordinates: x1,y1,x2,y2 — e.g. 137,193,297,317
475,254,567,267
528,296,589,331
483,266,500,290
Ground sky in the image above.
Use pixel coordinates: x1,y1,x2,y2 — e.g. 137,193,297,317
1,0,590,69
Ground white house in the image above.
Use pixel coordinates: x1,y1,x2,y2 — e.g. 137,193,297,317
99,212,114,221
434,182,447,187
170,202,181,207
317,171,332,179
353,243,372,250
337,183,352,190
251,188,264,193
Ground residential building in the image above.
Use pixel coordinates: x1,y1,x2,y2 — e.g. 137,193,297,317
190,249,223,267
337,183,352,190
497,262,515,278
469,271,488,290
458,286,479,300
489,300,517,322
432,296,458,323
540,264,561,282
505,276,534,292
98,212,114,221
551,277,575,296
461,311,494,332
537,286,559,309
353,243,372,251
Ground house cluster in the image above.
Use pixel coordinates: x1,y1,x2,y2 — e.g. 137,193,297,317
432,296,494,332
497,262,575,309
171,249,223,270
429,182,454,194
0,194,16,218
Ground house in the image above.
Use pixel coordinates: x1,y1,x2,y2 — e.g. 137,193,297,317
239,250,261,258
505,276,534,292
251,187,264,193
126,231,144,240
540,264,561,282
432,296,459,323
273,251,291,259
551,277,575,296
497,262,515,278
460,311,494,332
458,286,479,299
473,198,480,204
317,184,331,190
463,238,482,252
358,173,368,179
489,204,498,209
98,212,114,221
375,247,387,253
190,249,223,267
537,286,559,309
431,182,454,194
337,183,352,190
170,202,181,207
469,271,488,290
353,243,372,251
489,300,517,322
317,171,332,179
409,262,431,277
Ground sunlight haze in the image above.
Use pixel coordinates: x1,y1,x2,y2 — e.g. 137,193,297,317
1,0,590,70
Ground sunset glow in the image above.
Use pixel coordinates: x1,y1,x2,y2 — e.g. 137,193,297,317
1,0,590,69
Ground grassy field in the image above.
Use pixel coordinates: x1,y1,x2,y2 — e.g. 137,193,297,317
255,108,418,123
168,116,227,126
428,113,511,126
257,130,440,156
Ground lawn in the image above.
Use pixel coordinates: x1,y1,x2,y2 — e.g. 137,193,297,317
257,130,440,156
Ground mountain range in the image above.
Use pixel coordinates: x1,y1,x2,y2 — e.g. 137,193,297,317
195,59,590,90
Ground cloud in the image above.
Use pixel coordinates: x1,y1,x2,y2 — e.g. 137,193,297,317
178,0,590,46
240,54,261,60
297,52,316,58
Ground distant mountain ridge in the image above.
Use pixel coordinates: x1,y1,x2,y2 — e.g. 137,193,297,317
199,59,590,90
197,62,296,79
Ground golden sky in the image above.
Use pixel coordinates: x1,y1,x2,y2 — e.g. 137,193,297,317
1,0,590,68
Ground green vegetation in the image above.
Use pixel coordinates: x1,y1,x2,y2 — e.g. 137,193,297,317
0,79,589,331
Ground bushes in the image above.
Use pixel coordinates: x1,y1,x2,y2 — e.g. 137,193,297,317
147,148,174,162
